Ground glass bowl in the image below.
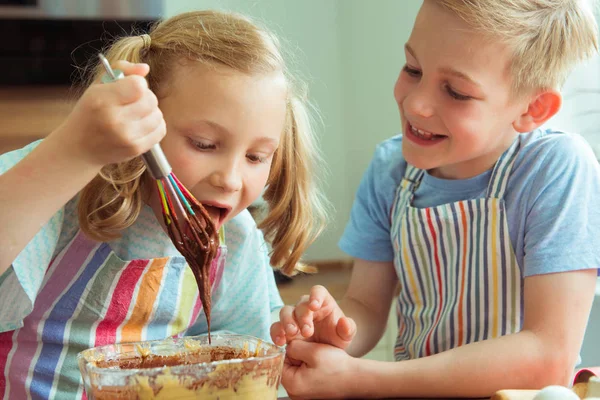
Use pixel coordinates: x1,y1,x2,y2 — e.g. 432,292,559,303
77,333,284,399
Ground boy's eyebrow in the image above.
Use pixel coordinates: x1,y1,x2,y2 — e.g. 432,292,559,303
404,43,482,89
404,43,418,60
438,66,482,89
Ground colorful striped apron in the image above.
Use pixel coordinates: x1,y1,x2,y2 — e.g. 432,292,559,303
390,140,522,361
0,229,226,400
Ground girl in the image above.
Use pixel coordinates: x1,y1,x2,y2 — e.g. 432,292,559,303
0,10,326,399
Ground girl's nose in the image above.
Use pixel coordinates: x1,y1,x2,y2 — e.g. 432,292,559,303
210,159,242,193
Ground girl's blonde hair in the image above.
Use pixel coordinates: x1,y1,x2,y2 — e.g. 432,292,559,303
436,0,599,94
79,10,328,275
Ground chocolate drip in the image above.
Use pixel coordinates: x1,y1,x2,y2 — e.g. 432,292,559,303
161,195,219,344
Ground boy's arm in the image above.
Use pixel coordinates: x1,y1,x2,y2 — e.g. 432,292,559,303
349,268,596,398
340,258,398,357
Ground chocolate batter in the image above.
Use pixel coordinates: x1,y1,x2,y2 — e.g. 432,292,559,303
95,346,251,370
85,340,283,399
162,195,219,344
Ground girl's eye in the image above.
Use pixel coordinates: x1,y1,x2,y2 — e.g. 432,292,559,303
246,154,267,164
190,139,216,150
445,85,472,101
402,64,422,78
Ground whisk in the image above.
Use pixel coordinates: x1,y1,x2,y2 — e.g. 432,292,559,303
98,54,219,333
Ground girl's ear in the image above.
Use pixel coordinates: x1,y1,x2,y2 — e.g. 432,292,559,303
513,90,562,133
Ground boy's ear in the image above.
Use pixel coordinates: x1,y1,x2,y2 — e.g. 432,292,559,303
513,90,562,133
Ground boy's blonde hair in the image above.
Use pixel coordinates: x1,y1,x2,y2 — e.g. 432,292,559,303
79,10,328,275
436,0,599,94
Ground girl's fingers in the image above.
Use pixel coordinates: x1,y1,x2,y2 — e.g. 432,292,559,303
133,108,165,139
309,285,330,310
113,60,150,78
121,89,159,120
293,299,315,338
270,321,287,346
336,316,357,342
279,305,301,338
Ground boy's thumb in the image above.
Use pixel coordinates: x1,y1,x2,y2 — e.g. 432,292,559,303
286,340,318,366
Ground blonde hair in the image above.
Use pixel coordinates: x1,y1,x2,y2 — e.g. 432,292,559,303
435,0,599,94
79,10,328,275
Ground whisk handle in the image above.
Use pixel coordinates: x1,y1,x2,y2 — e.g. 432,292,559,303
142,145,172,179
98,53,172,179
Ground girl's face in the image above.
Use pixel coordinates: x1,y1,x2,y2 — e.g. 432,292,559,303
154,63,288,230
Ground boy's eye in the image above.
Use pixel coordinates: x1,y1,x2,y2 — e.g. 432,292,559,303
445,85,471,101
402,64,422,78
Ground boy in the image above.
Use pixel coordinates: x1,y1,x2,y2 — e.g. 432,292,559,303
271,0,600,398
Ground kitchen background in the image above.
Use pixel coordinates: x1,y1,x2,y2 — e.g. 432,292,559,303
1,0,599,373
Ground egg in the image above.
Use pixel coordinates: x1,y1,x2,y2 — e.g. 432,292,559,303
533,385,580,400
586,376,600,399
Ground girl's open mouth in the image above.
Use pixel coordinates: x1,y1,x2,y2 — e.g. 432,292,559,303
201,204,229,229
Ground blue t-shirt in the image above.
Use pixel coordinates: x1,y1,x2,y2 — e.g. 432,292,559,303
339,128,600,277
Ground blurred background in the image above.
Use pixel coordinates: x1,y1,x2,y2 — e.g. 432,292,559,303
1,0,599,368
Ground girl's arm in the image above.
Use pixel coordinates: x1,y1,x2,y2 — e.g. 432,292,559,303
1,60,164,276
0,132,101,276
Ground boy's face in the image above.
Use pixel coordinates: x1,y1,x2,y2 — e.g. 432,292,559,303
394,0,529,179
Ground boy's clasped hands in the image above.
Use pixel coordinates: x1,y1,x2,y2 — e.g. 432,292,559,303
270,285,358,399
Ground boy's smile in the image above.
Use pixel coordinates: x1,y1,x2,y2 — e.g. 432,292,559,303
405,121,447,146
395,0,530,180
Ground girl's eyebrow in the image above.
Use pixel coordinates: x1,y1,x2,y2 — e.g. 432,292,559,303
198,120,230,135
191,120,279,146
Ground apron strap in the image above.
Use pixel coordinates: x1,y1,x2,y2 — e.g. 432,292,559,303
218,226,226,245
398,135,521,207
485,138,521,199
390,163,424,226
404,163,423,183
403,163,426,203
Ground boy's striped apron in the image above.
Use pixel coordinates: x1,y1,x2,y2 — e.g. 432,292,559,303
0,229,226,399
390,140,522,361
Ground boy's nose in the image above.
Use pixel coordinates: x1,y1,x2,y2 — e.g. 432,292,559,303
403,86,435,119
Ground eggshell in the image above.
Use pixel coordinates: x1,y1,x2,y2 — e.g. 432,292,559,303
532,385,580,400
586,376,600,399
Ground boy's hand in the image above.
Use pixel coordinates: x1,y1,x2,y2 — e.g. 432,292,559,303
53,60,166,167
270,285,356,350
282,340,357,400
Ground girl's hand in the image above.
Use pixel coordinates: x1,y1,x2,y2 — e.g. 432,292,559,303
270,285,356,350
282,340,357,400
52,60,166,167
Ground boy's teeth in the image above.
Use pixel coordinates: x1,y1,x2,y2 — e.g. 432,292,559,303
411,124,439,140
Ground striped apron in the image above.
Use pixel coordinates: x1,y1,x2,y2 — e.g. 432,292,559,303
0,229,226,400
390,140,522,361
